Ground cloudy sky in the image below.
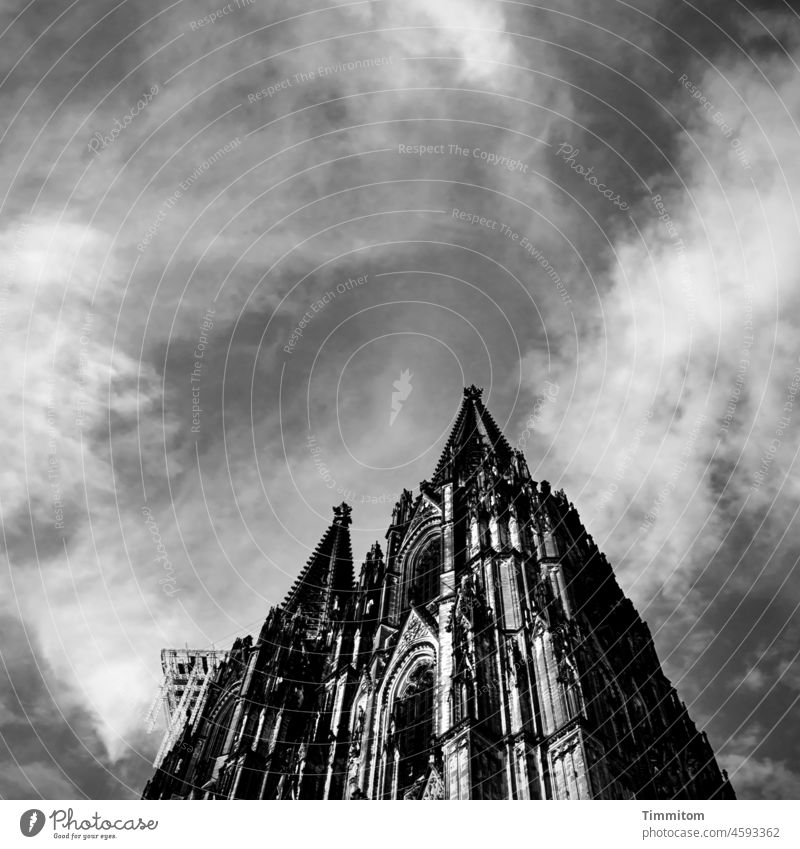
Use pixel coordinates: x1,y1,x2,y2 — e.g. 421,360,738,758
1,0,799,800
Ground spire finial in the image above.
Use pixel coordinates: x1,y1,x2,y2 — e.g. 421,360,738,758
464,385,483,400
333,502,352,526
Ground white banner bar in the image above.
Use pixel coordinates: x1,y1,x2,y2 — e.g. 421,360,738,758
1,800,798,848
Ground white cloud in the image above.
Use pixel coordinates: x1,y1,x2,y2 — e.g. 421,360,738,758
525,43,800,616
382,0,515,85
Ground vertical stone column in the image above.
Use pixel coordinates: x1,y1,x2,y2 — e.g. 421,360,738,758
548,733,592,799
439,482,456,737
443,733,472,799
322,667,352,799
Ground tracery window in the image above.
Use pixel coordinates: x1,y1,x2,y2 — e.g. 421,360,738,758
393,663,435,797
408,537,440,607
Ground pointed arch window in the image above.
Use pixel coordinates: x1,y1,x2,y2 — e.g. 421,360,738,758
393,662,435,797
408,537,440,607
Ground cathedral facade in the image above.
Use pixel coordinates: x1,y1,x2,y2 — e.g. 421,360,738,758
143,387,734,800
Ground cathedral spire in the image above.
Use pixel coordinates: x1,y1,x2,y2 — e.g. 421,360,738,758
146,390,735,802
431,385,514,483
281,503,354,629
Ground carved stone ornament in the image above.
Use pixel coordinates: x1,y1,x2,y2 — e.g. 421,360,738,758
398,612,427,651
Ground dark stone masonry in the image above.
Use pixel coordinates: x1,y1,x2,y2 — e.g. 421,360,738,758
143,386,734,800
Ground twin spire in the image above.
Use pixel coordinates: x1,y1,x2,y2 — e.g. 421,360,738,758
431,385,514,483
281,501,354,623
283,387,516,611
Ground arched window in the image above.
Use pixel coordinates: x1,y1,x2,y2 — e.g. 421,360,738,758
393,663,435,797
407,538,440,607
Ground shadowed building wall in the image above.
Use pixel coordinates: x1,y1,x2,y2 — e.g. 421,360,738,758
143,387,734,801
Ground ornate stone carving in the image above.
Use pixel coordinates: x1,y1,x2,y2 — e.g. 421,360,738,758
144,392,735,803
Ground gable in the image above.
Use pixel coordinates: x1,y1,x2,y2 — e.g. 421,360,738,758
403,493,441,542
393,604,439,658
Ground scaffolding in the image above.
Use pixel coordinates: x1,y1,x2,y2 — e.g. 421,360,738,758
144,648,228,768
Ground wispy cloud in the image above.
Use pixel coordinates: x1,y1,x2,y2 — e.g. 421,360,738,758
1,0,799,797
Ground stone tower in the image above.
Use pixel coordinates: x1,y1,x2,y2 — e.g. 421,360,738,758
143,386,734,800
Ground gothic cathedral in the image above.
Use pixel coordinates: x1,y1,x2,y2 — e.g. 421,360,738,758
143,386,735,800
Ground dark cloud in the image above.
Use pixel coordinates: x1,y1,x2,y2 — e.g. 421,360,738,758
0,613,154,799
1,0,799,799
